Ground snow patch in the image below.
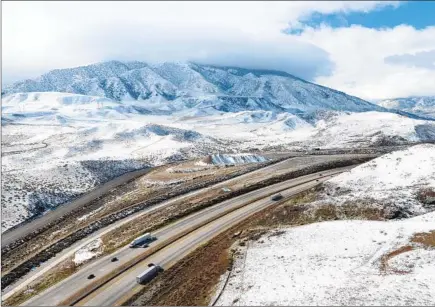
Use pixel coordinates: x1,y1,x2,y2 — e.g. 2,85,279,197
73,238,103,265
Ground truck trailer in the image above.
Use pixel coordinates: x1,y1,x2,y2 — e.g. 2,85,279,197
129,233,154,248
136,264,161,284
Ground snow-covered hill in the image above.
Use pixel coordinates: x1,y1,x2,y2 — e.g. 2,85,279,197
216,145,435,305
217,212,435,306
321,144,435,217
3,61,383,115
176,110,435,150
376,96,435,118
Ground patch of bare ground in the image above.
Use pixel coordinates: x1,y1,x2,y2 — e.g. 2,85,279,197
411,230,435,248
125,187,387,306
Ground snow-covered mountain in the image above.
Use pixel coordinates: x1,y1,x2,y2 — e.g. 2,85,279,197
2,61,435,232
376,96,435,118
3,61,384,115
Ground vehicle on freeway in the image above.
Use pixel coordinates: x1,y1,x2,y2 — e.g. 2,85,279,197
136,264,162,284
111,257,118,262
271,194,283,201
87,274,95,280
129,232,156,248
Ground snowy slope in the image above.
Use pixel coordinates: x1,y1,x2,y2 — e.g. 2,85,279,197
2,61,384,115
217,212,435,306
309,111,435,148
377,96,435,118
1,112,227,232
174,110,435,150
320,144,435,216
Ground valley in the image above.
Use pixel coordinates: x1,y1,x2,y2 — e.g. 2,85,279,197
2,62,435,233
1,61,435,306
3,1,435,306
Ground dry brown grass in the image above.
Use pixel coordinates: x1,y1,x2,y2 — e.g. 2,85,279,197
411,230,435,248
255,197,385,229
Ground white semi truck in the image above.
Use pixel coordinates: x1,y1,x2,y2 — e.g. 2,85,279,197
136,264,161,284
129,232,155,248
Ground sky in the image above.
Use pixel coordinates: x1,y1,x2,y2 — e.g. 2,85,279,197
2,1,435,100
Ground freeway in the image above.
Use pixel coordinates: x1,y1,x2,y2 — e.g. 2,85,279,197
3,155,302,299
4,154,360,299
22,166,352,306
1,167,152,249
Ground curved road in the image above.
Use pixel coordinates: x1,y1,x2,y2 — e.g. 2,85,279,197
22,167,351,306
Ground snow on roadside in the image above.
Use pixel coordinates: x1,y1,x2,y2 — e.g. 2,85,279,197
73,238,103,266
216,212,435,306
320,144,435,216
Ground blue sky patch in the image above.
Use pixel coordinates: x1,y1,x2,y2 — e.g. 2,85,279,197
290,1,435,33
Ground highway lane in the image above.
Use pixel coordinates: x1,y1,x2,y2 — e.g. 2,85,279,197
78,171,341,306
22,166,351,306
1,167,152,248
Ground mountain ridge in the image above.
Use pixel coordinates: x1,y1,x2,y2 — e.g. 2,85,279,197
3,61,384,115
376,96,435,119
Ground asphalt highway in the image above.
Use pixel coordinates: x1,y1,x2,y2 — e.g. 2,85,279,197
3,155,310,299
4,154,363,299
22,166,351,306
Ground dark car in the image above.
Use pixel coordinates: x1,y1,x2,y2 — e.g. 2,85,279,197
111,257,118,262
271,194,283,201
87,274,95,280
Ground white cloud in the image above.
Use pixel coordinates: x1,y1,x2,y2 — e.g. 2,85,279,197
2,1,396,85
296,25,435,100
385,49,435,70
5,1,432,100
